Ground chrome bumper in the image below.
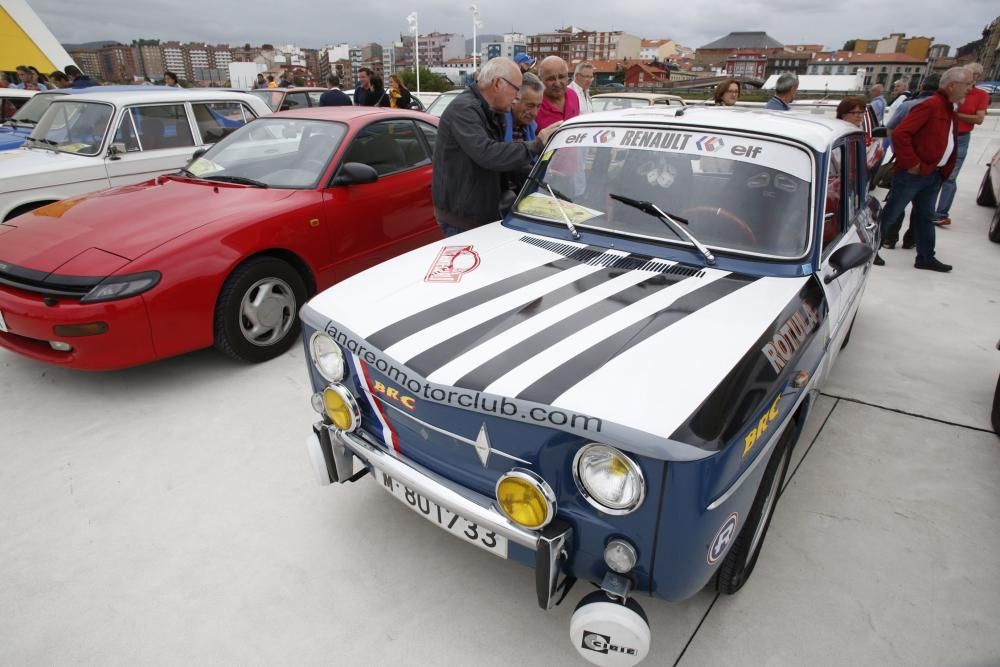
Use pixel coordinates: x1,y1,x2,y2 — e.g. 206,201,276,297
307,422,573,609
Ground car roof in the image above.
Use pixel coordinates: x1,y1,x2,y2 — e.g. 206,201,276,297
0,89,37,99
252,87,329,94
561,106,859,152
266,107,437,123
53,88,266,104
593,92,684,102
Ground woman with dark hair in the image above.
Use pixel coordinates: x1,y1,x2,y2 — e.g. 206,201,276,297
163,71,180,87
836,96,867,127
379,74,413,109
28,66,49,86
713,79,740,106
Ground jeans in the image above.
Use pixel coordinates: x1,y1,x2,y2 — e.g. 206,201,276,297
437,222,464,237
934,132,970,219
879,170,944,261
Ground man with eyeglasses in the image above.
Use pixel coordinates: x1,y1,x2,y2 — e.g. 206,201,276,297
568,62,595,114
536,56,579,130
432,57,562,237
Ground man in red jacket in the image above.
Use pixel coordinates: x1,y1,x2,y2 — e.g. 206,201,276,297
874,66,974,272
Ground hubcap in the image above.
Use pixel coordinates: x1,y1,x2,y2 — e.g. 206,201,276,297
239,277,296,347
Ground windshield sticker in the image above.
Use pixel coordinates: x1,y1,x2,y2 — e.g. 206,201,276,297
425,245,481,283
188,159,222,176
515,192,603,224
58,143,90,154
32,199,83,218
550,127,812,181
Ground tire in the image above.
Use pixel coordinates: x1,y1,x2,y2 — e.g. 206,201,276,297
989,207,1000,244
976,169,997,207
214,257,307,363
840,313,857,350
715,424,795,594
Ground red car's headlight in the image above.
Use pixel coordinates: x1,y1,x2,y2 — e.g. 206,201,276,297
80,271,161,303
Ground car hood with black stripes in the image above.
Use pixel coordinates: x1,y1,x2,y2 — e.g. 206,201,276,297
301,223,827,461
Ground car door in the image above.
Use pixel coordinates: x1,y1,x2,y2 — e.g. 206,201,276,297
321,118,436,279
105,103,199,187
819,138,874,362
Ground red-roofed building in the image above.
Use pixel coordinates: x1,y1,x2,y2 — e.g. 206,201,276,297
624,62,668,88
808,51,927,87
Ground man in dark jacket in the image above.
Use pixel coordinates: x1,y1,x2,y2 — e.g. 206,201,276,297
874,66,973,272
319,74,352,106
354,68,383,106
432,57,561,236
65,65,95,89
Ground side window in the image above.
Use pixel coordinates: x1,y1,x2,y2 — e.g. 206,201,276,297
282,93,308,111
822,144,845,251
113,109,141,152
844,140,862,219
307,92,324,107
191,102,247,144
131,104,195,150
416,122,437,157
341,120,428,176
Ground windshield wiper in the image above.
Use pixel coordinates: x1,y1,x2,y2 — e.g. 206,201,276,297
200,174,268,188
25,136,58,148
524,175,580,239
609,193,715,265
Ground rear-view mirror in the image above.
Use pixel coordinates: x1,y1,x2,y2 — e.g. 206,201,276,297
871,126,889,138
824,243,874,283
191,147,208,161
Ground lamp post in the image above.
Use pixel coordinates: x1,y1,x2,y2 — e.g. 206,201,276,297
407,12,420,97
470,5,482,71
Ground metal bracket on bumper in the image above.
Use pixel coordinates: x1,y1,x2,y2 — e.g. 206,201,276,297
306,422,574,610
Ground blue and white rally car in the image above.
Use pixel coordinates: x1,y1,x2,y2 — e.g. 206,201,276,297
301,107,879,665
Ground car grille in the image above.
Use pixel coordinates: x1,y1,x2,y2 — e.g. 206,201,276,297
0,260,101,298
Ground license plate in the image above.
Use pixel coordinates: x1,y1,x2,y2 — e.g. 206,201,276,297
0,309,7,333
375,471,508,558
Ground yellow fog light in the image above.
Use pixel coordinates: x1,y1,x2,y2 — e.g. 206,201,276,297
495,469,556,530
322,384,360,432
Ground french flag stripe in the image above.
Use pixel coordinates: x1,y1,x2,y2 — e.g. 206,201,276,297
350,353,399,452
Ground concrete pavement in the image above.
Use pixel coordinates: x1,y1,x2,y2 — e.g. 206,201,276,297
1,124,998,666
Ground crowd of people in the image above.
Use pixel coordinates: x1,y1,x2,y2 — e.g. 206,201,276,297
0,64,94,89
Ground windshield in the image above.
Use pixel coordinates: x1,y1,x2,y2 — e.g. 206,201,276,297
591,97,652,112
426,91,460,117
186,118,347,188
9,92,64,126
514,126,815,259
29,100,113,155
249,90,282,112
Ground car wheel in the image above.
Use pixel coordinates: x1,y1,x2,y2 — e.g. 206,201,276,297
715,424,795,595
976,169,997,207
989,207,1000,244
214,257,306,363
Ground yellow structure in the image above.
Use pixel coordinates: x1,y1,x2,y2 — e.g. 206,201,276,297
1,0,74,72
851,34,933,60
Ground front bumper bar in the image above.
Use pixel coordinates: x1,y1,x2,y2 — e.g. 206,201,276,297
307,422,573,609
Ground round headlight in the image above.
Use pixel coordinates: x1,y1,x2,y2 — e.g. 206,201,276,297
322,384,360,432
573,444,645,514
310,333,346,383
495,469,556,530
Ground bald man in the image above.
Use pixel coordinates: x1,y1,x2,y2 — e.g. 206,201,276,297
535,56,579,130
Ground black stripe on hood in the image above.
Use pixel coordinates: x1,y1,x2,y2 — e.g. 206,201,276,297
516,272,757,404
668,276,828,451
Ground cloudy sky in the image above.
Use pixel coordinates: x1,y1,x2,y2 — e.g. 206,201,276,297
31,0,998,54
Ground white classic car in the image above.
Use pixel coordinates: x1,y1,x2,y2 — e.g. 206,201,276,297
301,107,880,666
0,88,271,221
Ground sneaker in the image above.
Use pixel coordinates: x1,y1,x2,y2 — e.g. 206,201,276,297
914,257,952,272
934,217,951,227
873,254,885,266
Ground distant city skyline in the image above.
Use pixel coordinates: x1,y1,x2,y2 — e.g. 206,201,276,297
29,0,997,56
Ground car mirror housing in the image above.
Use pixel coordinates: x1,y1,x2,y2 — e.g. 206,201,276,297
191,147,209,161
108,142,127,160
824,243,874,283
333,162,379,186
870,126,889,139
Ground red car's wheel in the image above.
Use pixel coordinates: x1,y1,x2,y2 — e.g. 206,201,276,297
214,257,307,363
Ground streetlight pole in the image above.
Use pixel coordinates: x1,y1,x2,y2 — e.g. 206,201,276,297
470,5,482,71
407,12,420,97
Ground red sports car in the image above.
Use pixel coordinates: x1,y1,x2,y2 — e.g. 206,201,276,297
0,107,442,370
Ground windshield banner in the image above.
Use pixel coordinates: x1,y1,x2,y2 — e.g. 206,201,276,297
549,127,812,181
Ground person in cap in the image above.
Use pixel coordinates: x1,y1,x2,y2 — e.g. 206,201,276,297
514,53,536,74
